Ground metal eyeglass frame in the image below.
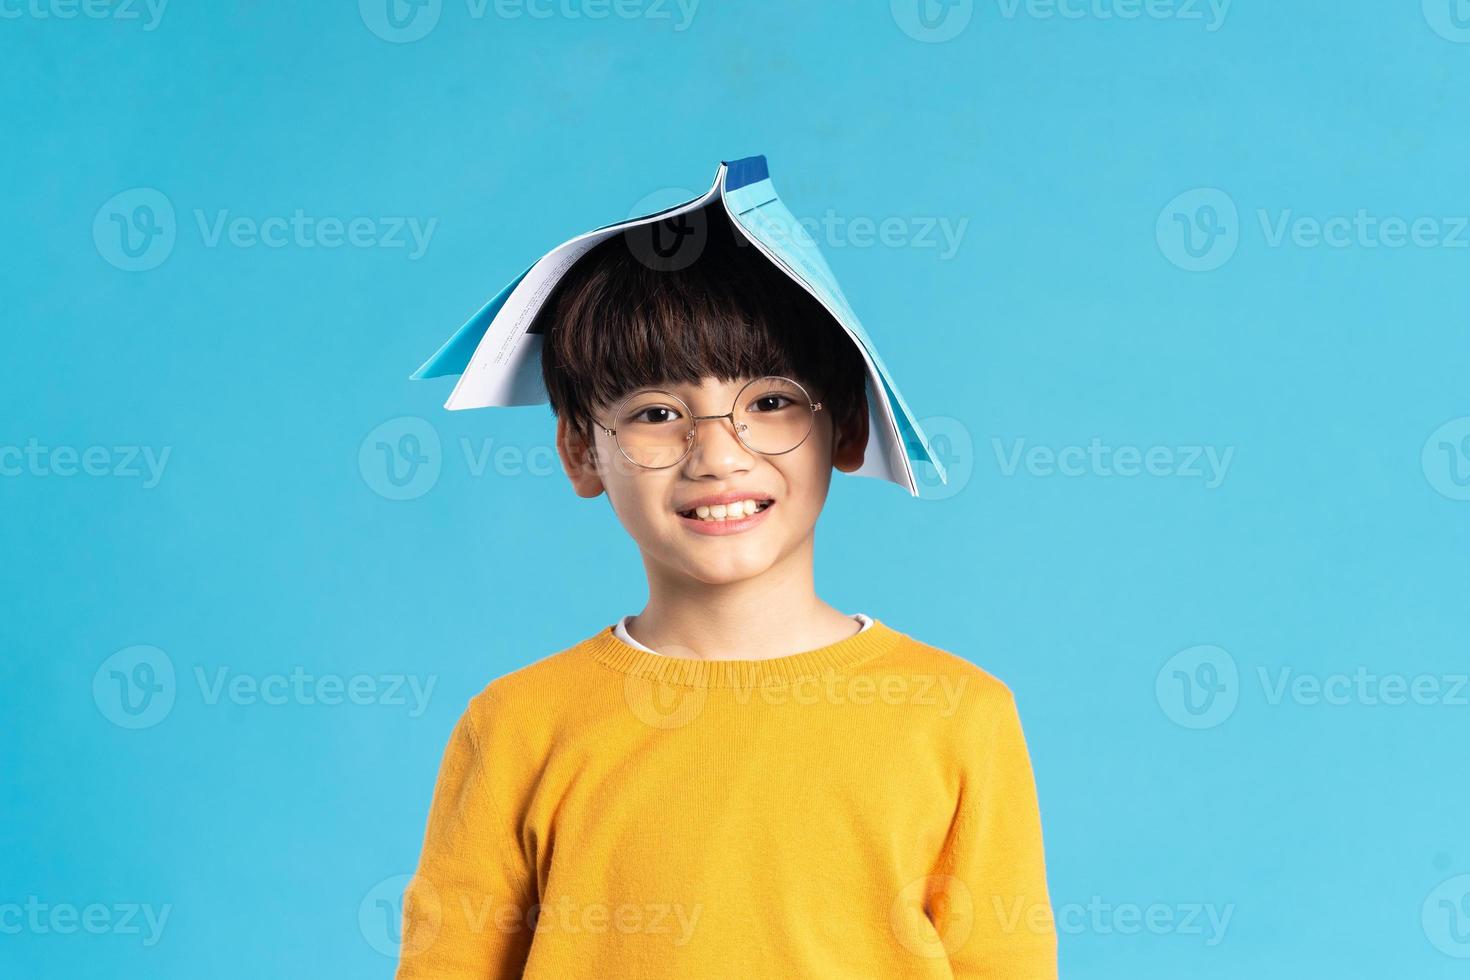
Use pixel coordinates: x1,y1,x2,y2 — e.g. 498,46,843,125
591,375,824,470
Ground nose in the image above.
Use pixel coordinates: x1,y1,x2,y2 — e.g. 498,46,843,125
683,413,755,477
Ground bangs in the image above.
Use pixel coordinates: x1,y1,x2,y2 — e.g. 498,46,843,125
535,203,867,437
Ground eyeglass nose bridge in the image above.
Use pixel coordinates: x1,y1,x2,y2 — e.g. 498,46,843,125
675,411,749,459
690,410,746,429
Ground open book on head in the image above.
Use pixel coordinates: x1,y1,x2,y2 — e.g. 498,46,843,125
411,155,948,496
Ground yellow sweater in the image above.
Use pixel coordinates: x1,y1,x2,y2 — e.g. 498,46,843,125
396,617,1057,979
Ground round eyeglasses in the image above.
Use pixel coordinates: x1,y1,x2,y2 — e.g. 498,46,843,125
591,375,824,470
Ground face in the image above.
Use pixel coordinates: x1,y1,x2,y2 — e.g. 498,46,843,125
558,375,867,587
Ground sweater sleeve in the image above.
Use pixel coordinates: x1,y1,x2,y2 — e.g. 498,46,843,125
395,700,536,979
927,685,1057,979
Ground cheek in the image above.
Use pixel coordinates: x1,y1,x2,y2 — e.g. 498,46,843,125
771,448,834,519
803,417,839,474
599,472,672,537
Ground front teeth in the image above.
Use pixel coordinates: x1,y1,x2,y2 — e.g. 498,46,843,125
688,499,767,521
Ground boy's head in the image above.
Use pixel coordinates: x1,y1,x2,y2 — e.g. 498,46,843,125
538,204,870,586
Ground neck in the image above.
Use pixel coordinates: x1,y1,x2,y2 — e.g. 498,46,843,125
630,534,858,661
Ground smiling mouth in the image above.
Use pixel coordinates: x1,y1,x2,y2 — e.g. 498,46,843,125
676,499,775,522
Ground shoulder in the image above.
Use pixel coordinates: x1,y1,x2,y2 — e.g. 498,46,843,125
459,629,614,742
880,630,1041,784
883,627,1017,700
879,626,1027,732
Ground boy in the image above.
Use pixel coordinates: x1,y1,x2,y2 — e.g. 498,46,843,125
396,202,1056,978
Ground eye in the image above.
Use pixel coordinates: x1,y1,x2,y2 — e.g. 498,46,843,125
749,393,797,413
630,405,683,425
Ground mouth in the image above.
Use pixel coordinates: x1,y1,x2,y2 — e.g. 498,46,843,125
675,498,776,535
676,498,774,520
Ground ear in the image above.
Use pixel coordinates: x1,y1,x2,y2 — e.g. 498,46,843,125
831,395,869,474
556,415,608,498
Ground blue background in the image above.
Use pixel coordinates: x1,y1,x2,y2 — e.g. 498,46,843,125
4,1,1469,977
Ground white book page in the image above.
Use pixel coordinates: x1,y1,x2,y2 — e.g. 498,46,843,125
444,172,724,410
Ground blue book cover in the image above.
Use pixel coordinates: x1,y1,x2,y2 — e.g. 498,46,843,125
412,155,947,495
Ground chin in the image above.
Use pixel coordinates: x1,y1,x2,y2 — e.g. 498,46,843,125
675,548,779,585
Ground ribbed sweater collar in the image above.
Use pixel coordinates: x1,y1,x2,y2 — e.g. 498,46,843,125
580,617,906,689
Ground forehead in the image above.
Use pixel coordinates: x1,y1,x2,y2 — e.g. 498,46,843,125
626,375,758,395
